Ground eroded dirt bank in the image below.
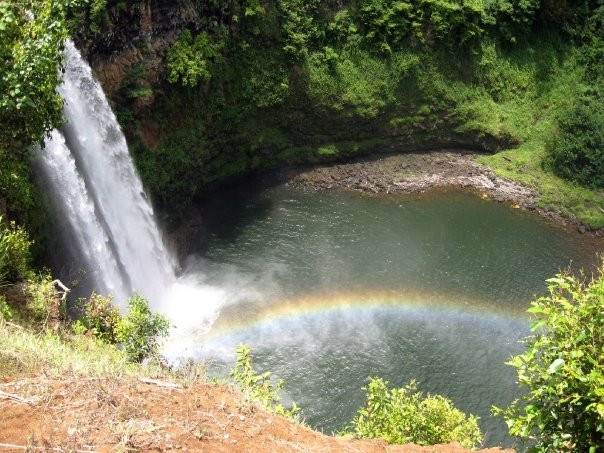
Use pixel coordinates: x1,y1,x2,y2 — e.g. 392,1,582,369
0,374,513,452
288,151,599,235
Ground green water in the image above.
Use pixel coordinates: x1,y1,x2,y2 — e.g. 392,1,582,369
188,181,600,448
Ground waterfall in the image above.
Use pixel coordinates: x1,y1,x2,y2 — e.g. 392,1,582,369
36,41,231,358
38,41,175,305
37,129,129,300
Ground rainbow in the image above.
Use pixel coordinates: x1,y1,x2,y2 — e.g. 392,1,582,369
200,289,530,342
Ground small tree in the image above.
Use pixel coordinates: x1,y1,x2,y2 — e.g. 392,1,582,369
495,262,604,451
115,294,170,362
349,377,482,448
548,96,604,188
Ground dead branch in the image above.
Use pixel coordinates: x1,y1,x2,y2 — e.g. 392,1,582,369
0,389,38,405
3,321,23,330
52,279,70,301
138,377,182,390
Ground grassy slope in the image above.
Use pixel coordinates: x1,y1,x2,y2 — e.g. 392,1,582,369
1,319,512,452
469,44,604,228
0,319,144,379
415,35,603,229
480,146,604,229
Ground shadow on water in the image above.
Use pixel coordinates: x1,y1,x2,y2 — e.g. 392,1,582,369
194,173,288,252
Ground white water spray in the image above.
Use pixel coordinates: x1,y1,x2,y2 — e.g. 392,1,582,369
37,41,224,351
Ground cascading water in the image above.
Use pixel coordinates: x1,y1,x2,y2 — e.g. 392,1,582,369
38,129,128,300
45,41,175,303
37,41,225,348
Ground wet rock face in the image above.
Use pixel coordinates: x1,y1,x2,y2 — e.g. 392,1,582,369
76,0,200,57
73,0,201,99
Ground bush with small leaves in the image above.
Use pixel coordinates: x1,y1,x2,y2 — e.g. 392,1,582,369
166,30,223,87
0,295,14,321
348,377,482,448
115,294,170,362
0,0,73,150
0,216,32,283
76,293,121,343
26,273,59,325
548,95,604,189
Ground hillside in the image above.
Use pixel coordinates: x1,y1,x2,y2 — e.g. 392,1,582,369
2,374,513,452
0,317,512,452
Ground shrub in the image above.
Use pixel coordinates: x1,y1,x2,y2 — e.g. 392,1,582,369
0,216,32,283
76,292,121,343
495,263,604,451
0,0,69,150
26,273,59,325
548,96,604,188
121,61,153,100
0,295,14,321
348,377,482,448
484,0,541,43
277,0,320,59
166,30,223,87
115,294,170,362
359,0,484,51
230,343,299,417
305,48,396,117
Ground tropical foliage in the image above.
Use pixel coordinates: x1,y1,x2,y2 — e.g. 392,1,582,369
166,30,223,87
0,0,73,150
349,377,482,448
0,215,32,283
72,292,170,363
114,294,171,363
495,263,604,451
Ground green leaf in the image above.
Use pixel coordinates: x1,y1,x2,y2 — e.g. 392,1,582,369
531,320,546,331
547,358,565,374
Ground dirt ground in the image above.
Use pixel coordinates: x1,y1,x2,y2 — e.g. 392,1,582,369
0,374,515,452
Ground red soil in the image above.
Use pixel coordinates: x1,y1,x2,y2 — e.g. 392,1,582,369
0,374,514,452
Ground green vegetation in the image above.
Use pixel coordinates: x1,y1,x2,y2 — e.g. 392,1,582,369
74,292,170,363
230,343,300,418
166,30,223,87
496,262,604,451
0,0,70,151
348,377,482,448
26,273,62,325
0,215,32,283
548,96,604,189
1,0,603,232
1,213,169,367
0,318,134,379
73,292,121,342
75,0,601,227
114,294,171,362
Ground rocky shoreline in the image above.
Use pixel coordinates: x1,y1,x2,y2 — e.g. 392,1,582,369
287,150,601,236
